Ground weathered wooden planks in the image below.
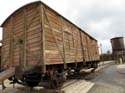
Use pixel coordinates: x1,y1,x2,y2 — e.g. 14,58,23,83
1,3,42,67
44,6,88,64
1,1,99,69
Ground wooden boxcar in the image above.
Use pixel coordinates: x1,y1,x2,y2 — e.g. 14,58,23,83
0,1,99,88
0,45,1,69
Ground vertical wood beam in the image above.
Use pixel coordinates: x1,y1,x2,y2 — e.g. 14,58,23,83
71,28,76,63
86,36,90,61
89,39,92,61
23,8,27,67
9,16,14,67
67,33,70,63
75,31,78,67
40,4,46,73
60,17,67,69
68,27,71,63
79,31,85,63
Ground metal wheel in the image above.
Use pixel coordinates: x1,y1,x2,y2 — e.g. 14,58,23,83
88,63,92,68
49,70,65,89
93,62,98,68
50,77,64,88
24,72,41,87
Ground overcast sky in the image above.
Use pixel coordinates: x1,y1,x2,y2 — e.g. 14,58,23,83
0,0,125,53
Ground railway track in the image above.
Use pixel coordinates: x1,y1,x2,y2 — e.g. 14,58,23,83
61,70,96,92
0,61,114,93
61,61,114,93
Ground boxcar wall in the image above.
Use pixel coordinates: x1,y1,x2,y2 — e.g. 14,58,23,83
1,1,99,73
0,46,1,68
1,2,42,69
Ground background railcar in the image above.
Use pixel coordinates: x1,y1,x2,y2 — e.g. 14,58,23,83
0,1,100,88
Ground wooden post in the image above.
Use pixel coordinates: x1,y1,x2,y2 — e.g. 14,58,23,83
75,34,78,68
86,36,90,61
23,8,27,67
60,17,67,69
62,28,66,69
71,28,76,65
9,16,14,67
79,31,85,64
40,4,46,73
68,31,71,64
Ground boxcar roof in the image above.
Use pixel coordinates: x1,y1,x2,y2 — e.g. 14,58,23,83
1,1,97,41
111,37,125,40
